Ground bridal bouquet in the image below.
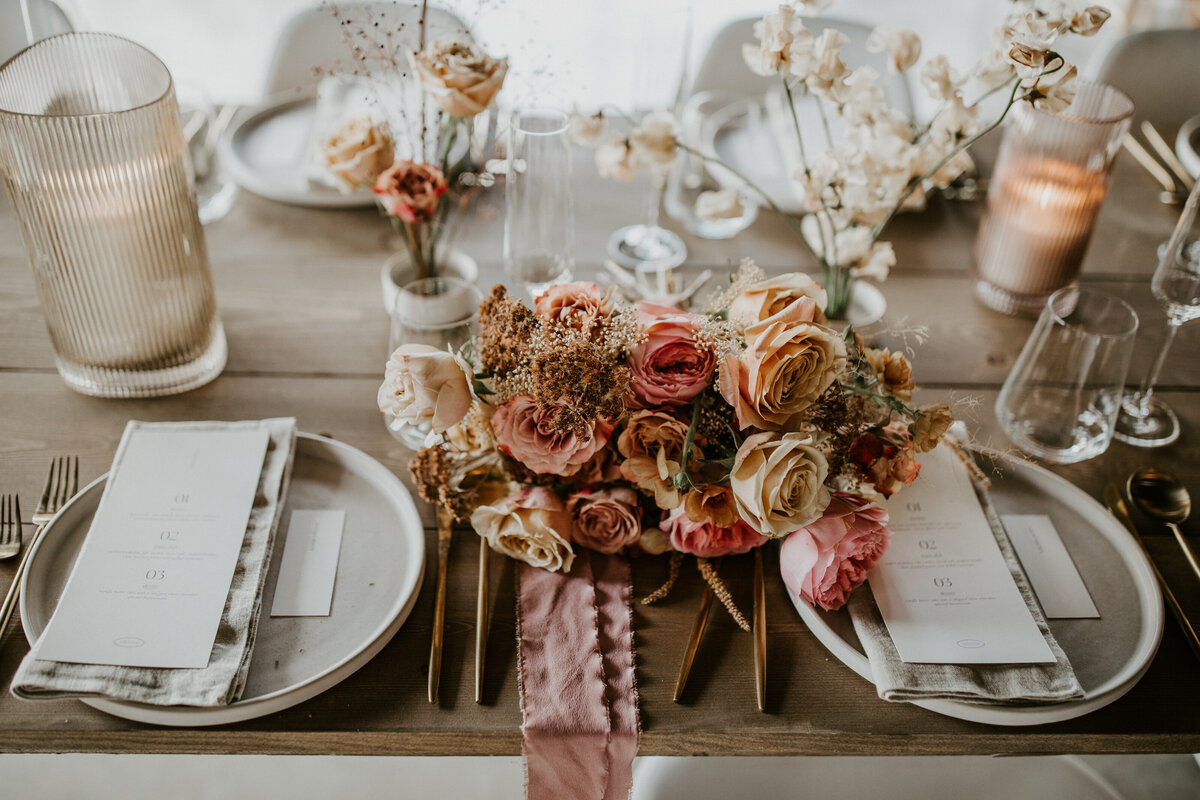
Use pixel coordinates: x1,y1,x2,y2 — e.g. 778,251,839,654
384,263,953,614
573,0,1110,318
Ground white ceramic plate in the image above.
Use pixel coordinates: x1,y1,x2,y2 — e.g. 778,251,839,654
792,450,1163,726
222,98,377,208
20,433,425,726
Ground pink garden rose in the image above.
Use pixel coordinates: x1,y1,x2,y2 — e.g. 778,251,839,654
780,492,891,611
492,395,612,476
373,160,448,222
660,505,768,558
534,281,614,331
566,487,642,553
627,301,716,407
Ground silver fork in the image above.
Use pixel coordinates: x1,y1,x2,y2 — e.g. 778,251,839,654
0,495,20,559
0,457,79,640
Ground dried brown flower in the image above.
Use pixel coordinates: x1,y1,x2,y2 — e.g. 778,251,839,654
865,347,916,401
477,285,541,376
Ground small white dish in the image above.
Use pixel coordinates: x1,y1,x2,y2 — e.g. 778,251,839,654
790,449,1163,726
20,433,425,726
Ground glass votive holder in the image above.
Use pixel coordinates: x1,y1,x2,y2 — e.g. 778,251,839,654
973,80,1133,318
995,286,1138,464
0,33,226,397
385,276,482,450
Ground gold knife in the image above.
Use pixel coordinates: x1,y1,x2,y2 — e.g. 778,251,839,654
752,548,767,712
1105,483,1200,663
475,539,489,704
428,504,454,703
674,561,718,703
1141,121,1196,190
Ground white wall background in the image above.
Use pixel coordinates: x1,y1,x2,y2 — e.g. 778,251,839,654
41,0,1144,117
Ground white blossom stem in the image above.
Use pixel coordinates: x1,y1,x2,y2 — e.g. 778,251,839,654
783,79,811,175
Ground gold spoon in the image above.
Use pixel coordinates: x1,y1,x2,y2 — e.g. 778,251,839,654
1127,468,1200,584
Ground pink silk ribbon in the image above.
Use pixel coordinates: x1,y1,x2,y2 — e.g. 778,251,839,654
516,550,639,800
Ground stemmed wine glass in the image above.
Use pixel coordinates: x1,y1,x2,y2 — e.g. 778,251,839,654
1113,178,1200,446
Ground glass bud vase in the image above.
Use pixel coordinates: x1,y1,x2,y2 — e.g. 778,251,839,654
0,33,226,397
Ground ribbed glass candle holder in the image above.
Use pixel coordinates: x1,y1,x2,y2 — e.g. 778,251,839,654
0,33,226,397
973,80,1133,318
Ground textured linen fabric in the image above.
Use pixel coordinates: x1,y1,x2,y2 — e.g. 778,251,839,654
12,418,297,707
516,550,638,800
848,478,1085,705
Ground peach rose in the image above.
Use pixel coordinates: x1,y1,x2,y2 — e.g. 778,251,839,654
377,344,474,433
780,491,891,611
534,281,614,331
910,403,953,452
683,484,740,528
373,160,448,222
661,505,768,558
730,431,831,537
728,272,828,331
470,487,574,572
628,302,716,408
848,426,921,498
617,410,697,510
492,396,611,476
567,487,642,554
720,298,846,430
321,116,395,192
410,35,508,118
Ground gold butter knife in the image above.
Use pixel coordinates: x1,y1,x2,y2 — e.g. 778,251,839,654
674,562,717,703
428,504,454,703
1141,121,1196,190
1105,483,1200,663
475,539,489,704
752,548,767,712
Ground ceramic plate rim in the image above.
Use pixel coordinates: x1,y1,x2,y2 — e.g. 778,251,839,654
19,432,425,726
221,97,377,209
792,449,1164,726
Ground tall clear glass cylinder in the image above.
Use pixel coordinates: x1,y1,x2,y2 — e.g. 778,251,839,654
504,108,574,299
973,81,1133,318
0,33,226,397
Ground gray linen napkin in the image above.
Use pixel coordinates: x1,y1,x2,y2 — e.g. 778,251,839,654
848,477,1085,705
12,418,297,707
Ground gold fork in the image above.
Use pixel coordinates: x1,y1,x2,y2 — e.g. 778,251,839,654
0,495,20,560
0,457,79,641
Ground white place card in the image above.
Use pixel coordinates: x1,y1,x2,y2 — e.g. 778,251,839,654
36,426,271,669
869,447,1055,665
1002,514,1100,619
270,510,345,617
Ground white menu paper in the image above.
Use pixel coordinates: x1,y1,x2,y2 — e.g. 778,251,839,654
36,427,271,669
869,447,1055,665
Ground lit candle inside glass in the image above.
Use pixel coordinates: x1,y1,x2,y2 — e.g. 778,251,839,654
974,158,1107,297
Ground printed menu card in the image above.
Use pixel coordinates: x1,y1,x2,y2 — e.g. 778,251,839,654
35,426,270,669
869,447,1055,665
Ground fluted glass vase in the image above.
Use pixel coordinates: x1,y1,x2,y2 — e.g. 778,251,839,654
0,33,226,397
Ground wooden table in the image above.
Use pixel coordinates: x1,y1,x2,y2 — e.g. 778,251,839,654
1,137,1199,756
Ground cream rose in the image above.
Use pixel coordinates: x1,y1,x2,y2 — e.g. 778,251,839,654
728,272,828,331
377,344,474,433
410,35,508,118
321,116,395,192
470,487,574,573
730,431,831,538
720,299,847,430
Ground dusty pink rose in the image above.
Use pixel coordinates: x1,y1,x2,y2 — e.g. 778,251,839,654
567,487,642,553
660,505,768,558
492,395,612,476
780,492,891,611
628,301,716,407
534,281,614,331
373,160,448,222
848,426,921,498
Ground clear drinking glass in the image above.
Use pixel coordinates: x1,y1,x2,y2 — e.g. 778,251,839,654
0,33,226,397
996,286,1138,464
504,108,573,299
973,80,1133,318
385,276,482,450
1113,178,1200,447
